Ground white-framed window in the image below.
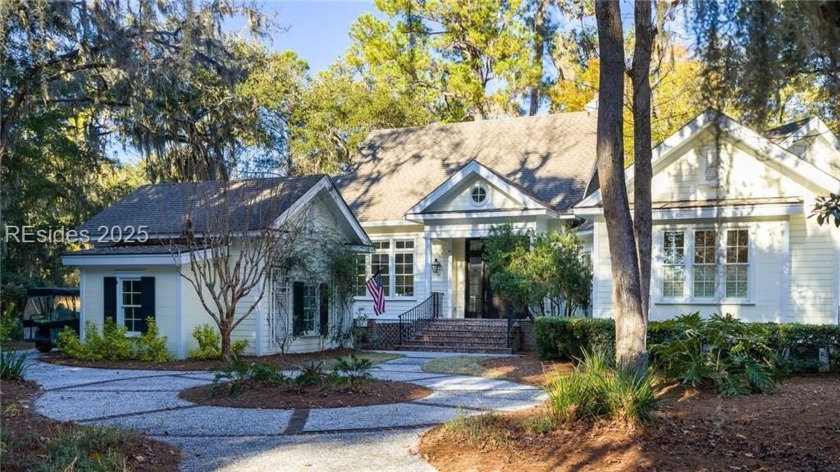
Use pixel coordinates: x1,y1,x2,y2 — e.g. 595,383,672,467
659,227,750,301
725,229,750,298
120,279,143,333
356,238,415,298
470,185,488,206
662,231,686,298
292,281,329,337
693,229,717,299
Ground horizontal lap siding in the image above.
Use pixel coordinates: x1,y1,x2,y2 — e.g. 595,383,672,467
788,214,836,324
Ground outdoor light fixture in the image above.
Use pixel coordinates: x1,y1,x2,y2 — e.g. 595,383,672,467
431,258,442,275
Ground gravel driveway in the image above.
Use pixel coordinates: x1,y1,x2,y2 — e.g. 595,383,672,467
26,351,545,471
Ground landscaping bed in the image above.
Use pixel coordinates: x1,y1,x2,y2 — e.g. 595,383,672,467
180,379,433,409
0,379,181,472
39,348,401,371
420,374,840,471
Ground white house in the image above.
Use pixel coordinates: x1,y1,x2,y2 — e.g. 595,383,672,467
576,110,840,325
62,175,372,358
336,112,599,321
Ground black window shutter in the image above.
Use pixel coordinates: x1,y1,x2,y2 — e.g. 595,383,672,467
292,282,305,336
138,277,155,333
319,283,329,337
104,277,117,324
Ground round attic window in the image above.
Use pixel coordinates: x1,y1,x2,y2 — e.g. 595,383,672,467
471,185,488,206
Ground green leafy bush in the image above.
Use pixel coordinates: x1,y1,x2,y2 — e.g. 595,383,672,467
535,317,615,360
211,358,289,397
0,303,22,342
0,349,29,379
56,318,170,362
188,324,249,360
294,361,327,387
333,354,375,387
545,348,659,425
651,313,781,395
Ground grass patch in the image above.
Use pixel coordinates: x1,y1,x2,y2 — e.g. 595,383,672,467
1,349,29,379
422,356,499,377
321,352,402,369
443,411,516,447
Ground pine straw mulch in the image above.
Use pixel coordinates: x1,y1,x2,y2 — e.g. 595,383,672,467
477,354,573,386
0,379,181,472
179,379,433,409
420,374,840,472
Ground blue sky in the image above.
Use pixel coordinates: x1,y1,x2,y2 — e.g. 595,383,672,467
249,1,379,73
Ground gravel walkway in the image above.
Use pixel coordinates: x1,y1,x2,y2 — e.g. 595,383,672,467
25,351,546,471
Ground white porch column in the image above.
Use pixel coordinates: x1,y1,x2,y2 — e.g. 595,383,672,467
425,235,432,298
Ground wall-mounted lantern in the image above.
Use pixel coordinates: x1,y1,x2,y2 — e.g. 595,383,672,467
431,258,442,275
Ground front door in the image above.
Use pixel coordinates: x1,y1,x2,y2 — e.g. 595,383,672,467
464,238,505,319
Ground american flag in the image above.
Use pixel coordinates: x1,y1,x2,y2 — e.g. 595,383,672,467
366,270,385,316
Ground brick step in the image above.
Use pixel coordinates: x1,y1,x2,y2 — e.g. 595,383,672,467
420,327,509,336
418,334,509,343
415,336,509,345
397,343,512,354
404,341,507,349
429,320,508,325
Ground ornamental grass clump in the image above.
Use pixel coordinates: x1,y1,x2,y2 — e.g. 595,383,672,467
546,347,659,426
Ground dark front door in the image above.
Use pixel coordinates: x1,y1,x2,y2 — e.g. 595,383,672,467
464,238,505,319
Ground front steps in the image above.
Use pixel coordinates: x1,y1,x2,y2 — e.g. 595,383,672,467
397,318,512,354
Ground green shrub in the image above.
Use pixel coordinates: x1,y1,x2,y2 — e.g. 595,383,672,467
294,361,327,387
0,349,29,379
134,320,172,362
188,324,249,360
56,318,171,362
545,347,659,425
651,313,781,395
211,358,289,397
535,317,615,360
0,303,22,342
38,425,143,472
333,354,375,387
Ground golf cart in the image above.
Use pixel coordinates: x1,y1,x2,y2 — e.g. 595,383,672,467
21,287,81,352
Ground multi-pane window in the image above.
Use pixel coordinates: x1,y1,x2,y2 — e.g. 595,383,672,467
693,230,717,298
355,255,368,297
660,228,749,301
663,231,685,298
394,240,414,296
302,285,317,334
121,279,143,332
725,229,749,298
356,239,415,298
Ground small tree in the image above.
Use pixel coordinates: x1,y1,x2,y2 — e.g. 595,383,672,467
172,178,311,362
484,224,593,316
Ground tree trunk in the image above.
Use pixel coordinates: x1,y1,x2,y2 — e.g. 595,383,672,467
528,0,547,116
594,0,647,373
632,0,654,321
220,318,233,363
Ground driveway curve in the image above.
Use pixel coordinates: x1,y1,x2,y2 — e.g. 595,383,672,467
26,351,546,472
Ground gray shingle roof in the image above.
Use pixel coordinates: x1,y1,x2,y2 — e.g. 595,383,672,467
335,112,598,222
764,118,810,144
78,175,325,237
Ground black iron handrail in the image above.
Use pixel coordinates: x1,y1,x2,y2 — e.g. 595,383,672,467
398,292,442,345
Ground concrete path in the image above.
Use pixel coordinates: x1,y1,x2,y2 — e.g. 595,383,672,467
25,351,546,472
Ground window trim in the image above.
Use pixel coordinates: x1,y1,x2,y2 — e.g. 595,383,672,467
656,225,752,304
116,275,143,336
470,184,489,207
354,236,417,300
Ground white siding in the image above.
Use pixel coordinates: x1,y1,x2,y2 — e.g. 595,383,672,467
81,266,181,355
788,212,836,324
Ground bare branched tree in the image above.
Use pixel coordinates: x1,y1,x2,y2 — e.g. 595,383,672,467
170,178,314,362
